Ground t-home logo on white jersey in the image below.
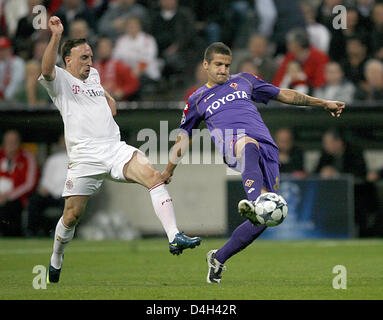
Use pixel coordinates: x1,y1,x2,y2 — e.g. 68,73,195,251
72,85,105,97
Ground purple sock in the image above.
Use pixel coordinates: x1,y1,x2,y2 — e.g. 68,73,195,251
215,221,267,264
215,143,266,264
240,142,263,202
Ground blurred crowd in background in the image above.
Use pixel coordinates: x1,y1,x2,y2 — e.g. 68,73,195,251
0,0,383,104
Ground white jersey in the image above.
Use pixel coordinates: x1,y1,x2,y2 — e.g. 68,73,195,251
38,66,121,165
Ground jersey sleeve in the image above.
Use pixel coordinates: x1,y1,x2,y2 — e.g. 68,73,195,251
242,72,280,104
90,67,101,82
38,65,65,99
178,97,202,136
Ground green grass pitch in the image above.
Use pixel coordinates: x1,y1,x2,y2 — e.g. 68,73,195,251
1,238,382,300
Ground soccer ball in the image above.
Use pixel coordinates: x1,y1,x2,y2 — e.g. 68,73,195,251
253,192,288,227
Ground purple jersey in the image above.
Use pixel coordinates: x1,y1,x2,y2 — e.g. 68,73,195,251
179,72,281,163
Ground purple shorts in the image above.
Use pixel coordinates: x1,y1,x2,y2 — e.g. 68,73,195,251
224,134,281,192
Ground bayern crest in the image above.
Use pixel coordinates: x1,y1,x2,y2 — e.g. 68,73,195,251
65,179,74,190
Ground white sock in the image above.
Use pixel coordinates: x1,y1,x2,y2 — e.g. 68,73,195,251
149,182,179,242
50,217,75,269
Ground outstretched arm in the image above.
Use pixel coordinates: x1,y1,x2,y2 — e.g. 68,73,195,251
275,88,345,117
162,132,191,184
41,16,64,80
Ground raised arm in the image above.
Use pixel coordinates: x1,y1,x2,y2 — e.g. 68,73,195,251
275,88,345,117
41,16,64,80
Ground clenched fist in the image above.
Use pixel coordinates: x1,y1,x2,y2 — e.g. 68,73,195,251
48,16,64,36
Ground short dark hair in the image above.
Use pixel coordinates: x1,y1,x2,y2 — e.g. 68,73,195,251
286,28,310,49
61,38,87,65
204,42,232,63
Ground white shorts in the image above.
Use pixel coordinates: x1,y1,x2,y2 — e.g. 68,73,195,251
62,141,141,197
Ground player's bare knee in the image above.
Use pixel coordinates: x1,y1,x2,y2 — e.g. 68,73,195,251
235,137,259,158
145,169,163,188
63,204,85,227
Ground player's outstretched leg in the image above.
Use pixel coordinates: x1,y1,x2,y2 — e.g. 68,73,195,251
214,220,266,265
207,221,266,284
47,196,88,284
237,141,265,224
149,182,201,255
124,151,201,255
206,141,266,283
48,217,74,283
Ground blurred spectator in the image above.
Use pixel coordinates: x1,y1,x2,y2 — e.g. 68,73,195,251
225,0,257,48
255,0,277,38
68,18,88,38
356,0,376,21
113,16,161,84
0,130,38,236
316,0,344,30
0,36,26,101
26,135,67,237
301,1,331,54
93,37,140,101
183,62,208,101
315,128,366,180
67,19,97,49
54,0,96,37
19,39,50,105
313,61,355,104
328,5,369,62
14,61,51,106
14,0,44,58
45,0,64,14
232,34,277,82
279,60,309,94
30,38,48,63
14,39,50,106
150,0,203,83
272,28,329,90
370,2,383,56
0,0,28,37
315,131,379,237
354,59,383,101
274,127,305,177
184,1,255,49
340,37,369,86
316,127,380,237
98,0,150,40
264,0,306,55
181,0,226,45
237,58,259,74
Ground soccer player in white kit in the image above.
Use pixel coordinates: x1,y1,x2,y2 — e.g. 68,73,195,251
40,16,201,284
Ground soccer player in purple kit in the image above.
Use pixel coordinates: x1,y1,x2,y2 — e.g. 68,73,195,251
162,42,345,283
